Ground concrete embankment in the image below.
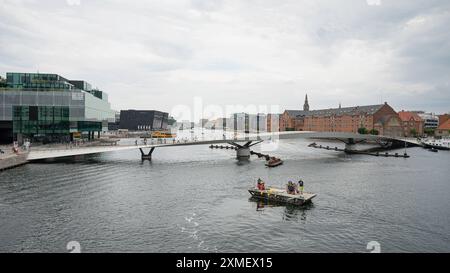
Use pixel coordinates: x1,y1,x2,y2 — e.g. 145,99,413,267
0,153,29,172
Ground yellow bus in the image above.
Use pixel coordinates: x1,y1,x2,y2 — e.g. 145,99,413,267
151,131,177,138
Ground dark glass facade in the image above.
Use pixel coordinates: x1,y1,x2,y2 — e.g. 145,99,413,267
13,106,70,135
119,110,168,131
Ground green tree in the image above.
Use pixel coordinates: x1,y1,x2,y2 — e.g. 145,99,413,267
369,129,379,135
410,128,417,137
0,76,6,88
358,127,368,134
167,116,177,126
424,128,435,136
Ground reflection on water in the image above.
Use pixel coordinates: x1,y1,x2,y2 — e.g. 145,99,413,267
249,197,313,222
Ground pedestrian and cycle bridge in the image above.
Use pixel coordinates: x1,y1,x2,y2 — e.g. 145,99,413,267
25,131,422,161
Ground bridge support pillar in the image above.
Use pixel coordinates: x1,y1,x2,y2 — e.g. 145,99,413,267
344,138,356,152
140,147,155,160
345,143,356,152
236,147,251,160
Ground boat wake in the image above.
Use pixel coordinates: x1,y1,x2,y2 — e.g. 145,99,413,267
179,211,218,253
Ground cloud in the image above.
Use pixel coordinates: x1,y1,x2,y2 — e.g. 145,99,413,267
0,0,449,115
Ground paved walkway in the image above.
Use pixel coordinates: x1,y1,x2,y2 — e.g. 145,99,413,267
0,146,29,171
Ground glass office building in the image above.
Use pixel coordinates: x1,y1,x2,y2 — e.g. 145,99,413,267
0,72,115,143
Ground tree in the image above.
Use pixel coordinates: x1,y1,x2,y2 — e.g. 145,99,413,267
167,116,177,126
358,127,368,134
369,129,379,135
424,128,435,136
0,76,6,88
410,128,417,137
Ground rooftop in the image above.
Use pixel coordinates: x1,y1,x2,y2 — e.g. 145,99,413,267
437,119,450,130
285,104,386,118
399,111,422,122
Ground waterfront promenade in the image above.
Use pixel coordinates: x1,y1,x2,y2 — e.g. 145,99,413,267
0,145,28,171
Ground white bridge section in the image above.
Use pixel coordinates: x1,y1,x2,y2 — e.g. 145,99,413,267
26,131,415,161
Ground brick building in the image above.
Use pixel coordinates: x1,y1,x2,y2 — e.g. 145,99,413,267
439,114,450,126
279,94,309,131
279,110,305,131
279,95,404,137
398,111,424,137
435,119,450,137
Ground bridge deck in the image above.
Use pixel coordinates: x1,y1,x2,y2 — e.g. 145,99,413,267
26,131,416,161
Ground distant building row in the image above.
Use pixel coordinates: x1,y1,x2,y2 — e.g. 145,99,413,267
278,95,449,137
201,95,449,138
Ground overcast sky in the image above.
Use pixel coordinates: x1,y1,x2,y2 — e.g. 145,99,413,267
1,0,449,119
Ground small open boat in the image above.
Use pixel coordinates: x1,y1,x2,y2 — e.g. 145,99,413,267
265,158,283,167
248,187,316,206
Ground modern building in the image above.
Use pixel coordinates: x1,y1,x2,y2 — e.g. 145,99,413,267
205,117,228,130
230,113,267,133
119,110,168,131
200,118,209,128
0,72,115,144
280,95,404,137
108,111,121,131
177,120,194,130
398,110,424,137
416,112,439,129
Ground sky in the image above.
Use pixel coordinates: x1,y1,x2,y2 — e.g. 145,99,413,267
1,0,449,120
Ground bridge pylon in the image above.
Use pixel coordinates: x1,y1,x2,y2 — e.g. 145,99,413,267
228,140,263,160
140,147,155,160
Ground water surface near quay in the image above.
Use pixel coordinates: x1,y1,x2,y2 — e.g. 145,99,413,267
1,137,449,252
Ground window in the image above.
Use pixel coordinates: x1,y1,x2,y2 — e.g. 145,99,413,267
29,106,38,121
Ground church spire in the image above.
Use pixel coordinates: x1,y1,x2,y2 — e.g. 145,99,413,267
303,94,310,111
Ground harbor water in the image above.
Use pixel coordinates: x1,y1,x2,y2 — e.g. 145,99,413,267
0,134,449,252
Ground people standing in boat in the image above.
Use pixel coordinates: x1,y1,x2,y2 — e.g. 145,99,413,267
256,178,266,190
286,181,296,194
298,179,304,194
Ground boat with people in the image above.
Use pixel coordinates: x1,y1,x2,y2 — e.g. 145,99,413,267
248,179,316,206
265,157,283,167
421,138,450,150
